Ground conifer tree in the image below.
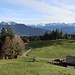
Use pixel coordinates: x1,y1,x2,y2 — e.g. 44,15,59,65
1,28,7,42
7,26,14,39
44,31,49,40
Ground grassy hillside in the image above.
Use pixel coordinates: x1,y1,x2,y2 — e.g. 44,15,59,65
27,40,75,59
0,40,75,75
0,58,75,75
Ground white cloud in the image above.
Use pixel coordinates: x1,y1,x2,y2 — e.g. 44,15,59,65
1,0,75,23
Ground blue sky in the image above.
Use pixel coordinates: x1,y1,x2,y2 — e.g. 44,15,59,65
0,0,75,24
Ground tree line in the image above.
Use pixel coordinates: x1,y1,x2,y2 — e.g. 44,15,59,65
21,29,75,42
0,26,25,59
43,29,75,40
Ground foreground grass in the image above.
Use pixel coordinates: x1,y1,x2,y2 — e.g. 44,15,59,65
27,40,75,59
0,40,75,75
0,58,75,75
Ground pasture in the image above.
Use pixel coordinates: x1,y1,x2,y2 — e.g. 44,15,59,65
0,58,75,75
0,39,75,75
27,40,75,59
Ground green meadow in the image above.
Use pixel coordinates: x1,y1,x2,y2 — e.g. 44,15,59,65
0,58,75,75
27,40,75,59
0,39,75,75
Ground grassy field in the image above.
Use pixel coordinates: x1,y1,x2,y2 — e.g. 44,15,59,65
27,40,75,59
0,58,75,75
0,40,75,75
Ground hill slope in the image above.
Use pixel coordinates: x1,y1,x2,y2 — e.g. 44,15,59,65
0,40,75,75
27,40,75,58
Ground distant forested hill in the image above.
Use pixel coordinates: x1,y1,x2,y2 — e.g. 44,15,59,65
0,21,47,36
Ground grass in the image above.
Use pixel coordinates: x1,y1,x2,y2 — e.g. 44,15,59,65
0,58,75,75
27,39,75,59
0,39,75,75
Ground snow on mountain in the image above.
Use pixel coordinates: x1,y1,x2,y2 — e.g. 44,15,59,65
0,21,75,34
30,23,75,34
0,21,47,36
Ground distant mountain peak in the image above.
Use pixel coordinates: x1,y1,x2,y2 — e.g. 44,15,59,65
0,21,46,36
7,21,17,25
30,23,75,34
0,21,75,35
0,21,17,25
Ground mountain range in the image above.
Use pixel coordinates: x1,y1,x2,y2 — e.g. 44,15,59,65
30,23,75,34
0,21,46,36
0,21,75,36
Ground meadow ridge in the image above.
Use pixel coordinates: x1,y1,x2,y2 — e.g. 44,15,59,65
27,40,75,59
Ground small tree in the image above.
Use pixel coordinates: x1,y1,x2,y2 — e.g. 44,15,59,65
32,56,36,62
1,28,7,43
13,35,25,57
64,33,68,39
1,36,11,59
59,30,63,39
7,26,14,39
44,31,49,40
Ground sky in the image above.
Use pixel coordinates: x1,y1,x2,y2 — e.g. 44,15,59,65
0,0,75,24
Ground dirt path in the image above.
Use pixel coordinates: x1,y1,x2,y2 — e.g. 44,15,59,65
21,48,52,61
21,48,57,61
21,48,32,57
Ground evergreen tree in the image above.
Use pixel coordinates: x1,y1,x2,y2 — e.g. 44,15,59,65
55,29,59,39
7,26,14,39
44,31,49,40
51,30,55,40
64,33,68,39
59,30,63,39
0,28,7,52
1,28,7,42
49,32,52,40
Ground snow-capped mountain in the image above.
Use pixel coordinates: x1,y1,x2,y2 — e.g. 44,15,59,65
30,23,75,34
0,21,46,36
0,21,75,35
